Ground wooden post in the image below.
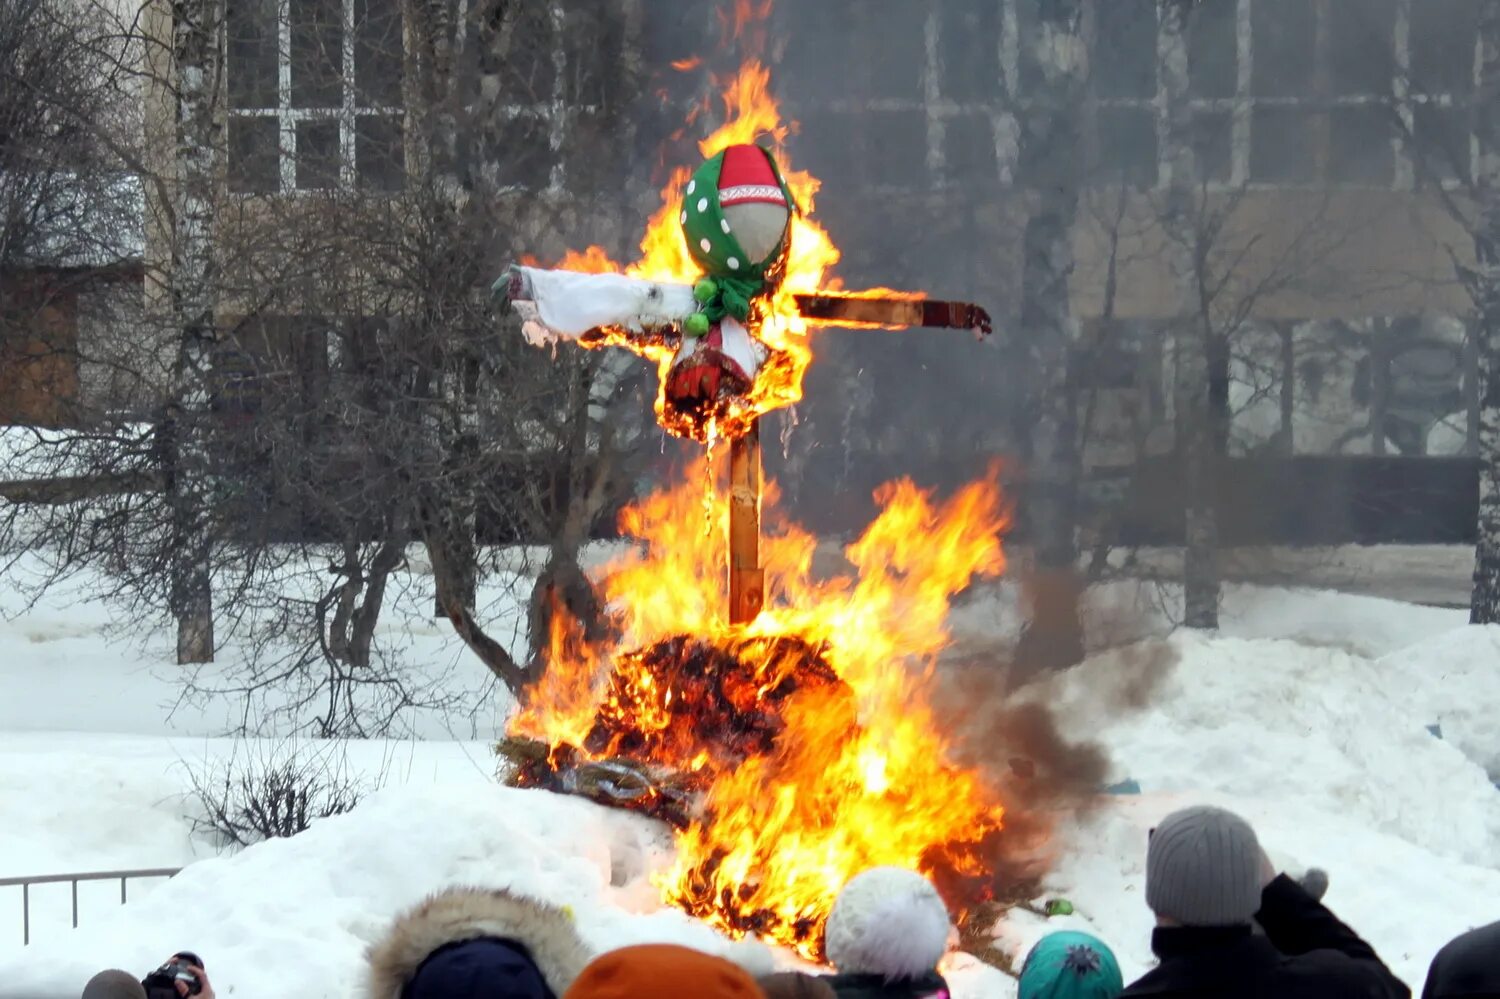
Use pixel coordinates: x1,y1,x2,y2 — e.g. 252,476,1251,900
728,419,764,625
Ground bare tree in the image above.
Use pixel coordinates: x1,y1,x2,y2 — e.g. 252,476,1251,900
1011,0,1088,674
1,0,649,735
1158,0,1217,628
160,0,224,662
1472,0,1500,622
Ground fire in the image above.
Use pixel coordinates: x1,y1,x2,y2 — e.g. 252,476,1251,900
508,19,1006,960
510,462,1010,957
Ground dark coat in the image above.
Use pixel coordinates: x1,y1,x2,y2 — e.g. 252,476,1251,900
1121,874,1409,999
824,970,950,999
1423,920,1500,999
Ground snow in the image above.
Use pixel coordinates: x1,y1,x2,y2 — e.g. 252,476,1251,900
0,550,518,740
3,555,1500,998
1382,625,1500,780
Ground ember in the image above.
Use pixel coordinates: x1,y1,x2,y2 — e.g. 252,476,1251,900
584,634,847,769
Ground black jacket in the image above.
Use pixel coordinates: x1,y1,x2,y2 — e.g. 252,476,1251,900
1423,919,1500,999
824,970,950,999
1121,874,1409,999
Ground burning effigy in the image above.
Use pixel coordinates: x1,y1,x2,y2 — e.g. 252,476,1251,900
493,55,1007,960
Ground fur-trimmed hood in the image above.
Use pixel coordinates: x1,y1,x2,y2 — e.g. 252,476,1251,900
365,887,593,999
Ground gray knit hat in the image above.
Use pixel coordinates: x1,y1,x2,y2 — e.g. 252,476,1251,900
81,969,147,999
1146,805,1263,926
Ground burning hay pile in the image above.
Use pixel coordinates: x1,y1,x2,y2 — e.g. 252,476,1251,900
499,469,1012,958
503,634,846,829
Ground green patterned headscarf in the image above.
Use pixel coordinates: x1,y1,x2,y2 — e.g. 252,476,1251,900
678,144,798,333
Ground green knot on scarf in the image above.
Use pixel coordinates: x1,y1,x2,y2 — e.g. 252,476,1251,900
693,270,768,325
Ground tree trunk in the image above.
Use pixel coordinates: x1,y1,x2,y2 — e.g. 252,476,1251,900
1012,0,1086,674
1278,322,1295,455
165,0,223,663
1472,0,1500,622
1160,0,1218,629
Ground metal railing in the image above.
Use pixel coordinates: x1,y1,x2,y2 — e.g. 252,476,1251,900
0,867,182,945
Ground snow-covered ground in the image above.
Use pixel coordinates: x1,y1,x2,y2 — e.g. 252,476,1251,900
2,553,1499,998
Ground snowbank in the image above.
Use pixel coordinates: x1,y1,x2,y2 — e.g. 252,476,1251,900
1381,625,1500,779
0,785,780,999
3,558,1500,998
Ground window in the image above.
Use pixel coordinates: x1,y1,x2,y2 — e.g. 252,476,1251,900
757,0,1477,196
481,1,609,194
776,0,1012,192
1245,0,1401,185
227,0,405,194
1408,0,1479,183
1188,1,1237,99
1090,0,1159,187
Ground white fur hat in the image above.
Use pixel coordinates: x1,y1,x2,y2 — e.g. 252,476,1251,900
824,867,952,980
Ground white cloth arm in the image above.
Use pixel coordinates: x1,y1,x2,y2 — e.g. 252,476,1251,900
515,267,696,342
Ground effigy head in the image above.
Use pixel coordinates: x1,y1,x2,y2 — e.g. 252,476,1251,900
680,144,796,283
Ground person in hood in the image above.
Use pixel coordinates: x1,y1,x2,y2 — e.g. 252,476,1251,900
81,970,147,999
365,886,593,999
1121,805,1408,999
821,867,952,999
561,943,764,999
1019,931,1123,999
1422,919,1500,999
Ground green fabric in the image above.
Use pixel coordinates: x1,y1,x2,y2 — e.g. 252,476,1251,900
677,145,796,330
1018,932,1123,999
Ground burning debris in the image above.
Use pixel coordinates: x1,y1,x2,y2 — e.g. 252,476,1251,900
503,634,848,830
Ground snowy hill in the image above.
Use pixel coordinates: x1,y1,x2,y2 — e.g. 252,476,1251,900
2,562,1499,998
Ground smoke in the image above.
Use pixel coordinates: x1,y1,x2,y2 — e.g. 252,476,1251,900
926,587,1179,899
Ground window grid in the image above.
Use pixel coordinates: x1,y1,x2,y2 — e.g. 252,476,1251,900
778,0,1481,194
227,0,404,195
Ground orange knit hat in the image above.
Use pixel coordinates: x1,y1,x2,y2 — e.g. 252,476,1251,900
562,944,765,999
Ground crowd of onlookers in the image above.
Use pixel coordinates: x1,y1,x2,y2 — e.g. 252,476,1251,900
78,804,1500,998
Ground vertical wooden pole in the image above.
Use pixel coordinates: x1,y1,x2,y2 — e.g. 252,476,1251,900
728,420,764,624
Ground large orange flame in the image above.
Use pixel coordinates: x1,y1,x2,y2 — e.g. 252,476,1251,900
512,461,1010,957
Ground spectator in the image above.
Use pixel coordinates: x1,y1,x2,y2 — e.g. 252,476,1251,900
1121,805,1408,999
822,867,951,999
1422,919,1500,999
562,943,764,998
758,971,837,999
1018,931,1122,999
365,886,592,999
81,970,146,999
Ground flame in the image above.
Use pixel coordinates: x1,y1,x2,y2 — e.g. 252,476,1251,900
510,19,1002,960
512,462,1010,957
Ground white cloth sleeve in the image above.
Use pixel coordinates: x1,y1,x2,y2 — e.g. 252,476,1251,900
516,266,697,340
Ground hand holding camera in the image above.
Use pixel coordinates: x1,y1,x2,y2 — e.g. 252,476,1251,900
141,952,214,999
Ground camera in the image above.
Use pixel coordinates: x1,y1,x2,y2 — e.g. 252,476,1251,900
141,952,204,999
